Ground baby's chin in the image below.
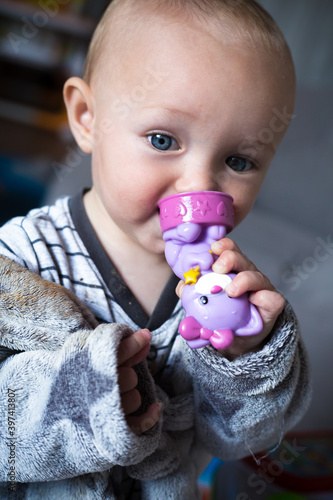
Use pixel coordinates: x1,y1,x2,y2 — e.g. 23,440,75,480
151,236,166,256
144,229,166,256
147,216,166,255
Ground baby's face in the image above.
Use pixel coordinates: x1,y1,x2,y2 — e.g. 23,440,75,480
88,15,294,255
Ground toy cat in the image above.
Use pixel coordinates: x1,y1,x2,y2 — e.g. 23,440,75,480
159,191,262,349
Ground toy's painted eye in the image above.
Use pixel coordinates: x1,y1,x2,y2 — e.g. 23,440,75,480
148,133,178,151
200,296,208,304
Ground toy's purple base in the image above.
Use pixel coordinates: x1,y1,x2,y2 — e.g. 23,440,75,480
186,338,210,349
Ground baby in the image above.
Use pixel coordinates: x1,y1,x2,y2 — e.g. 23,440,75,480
0,1,311,499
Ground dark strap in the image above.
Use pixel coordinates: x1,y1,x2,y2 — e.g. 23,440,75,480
0,345,23,363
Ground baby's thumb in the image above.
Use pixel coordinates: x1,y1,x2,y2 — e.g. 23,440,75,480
176,280,185,298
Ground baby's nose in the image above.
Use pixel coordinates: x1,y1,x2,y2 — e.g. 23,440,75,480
174,164,218,194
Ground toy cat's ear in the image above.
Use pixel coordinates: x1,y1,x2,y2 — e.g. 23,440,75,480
235,304,263,336
63,77,95,154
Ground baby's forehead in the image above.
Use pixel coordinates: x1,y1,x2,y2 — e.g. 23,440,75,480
101,0,281,47
100,3,250,49
88,0,294,94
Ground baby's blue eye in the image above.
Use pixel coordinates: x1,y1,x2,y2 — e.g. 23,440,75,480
226,156,253,172
148,133,177,151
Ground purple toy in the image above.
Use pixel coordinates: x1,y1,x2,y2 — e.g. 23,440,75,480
158,191,263,349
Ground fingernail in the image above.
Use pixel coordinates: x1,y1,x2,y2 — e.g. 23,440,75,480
139,403,162,433
212,260,227,273
141,329,152,341
153,402,162,420
225,283,237,296
211,241,223,253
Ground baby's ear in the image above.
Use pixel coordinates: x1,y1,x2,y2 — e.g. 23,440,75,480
63,77,94,154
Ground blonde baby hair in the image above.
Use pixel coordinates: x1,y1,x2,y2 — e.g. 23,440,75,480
83,0,294,86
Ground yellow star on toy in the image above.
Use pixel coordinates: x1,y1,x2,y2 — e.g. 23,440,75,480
183,266,201,285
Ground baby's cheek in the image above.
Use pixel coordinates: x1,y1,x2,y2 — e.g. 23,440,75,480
232,201,252,227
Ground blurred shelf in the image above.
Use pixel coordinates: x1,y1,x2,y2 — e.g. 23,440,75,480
0,116,72,159
0,0,108,174
0,98,68,132
0,0,105,137
0,0,96,39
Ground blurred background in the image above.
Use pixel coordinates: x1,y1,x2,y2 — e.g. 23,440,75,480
0,0,332,496
234,0,333,432
0,0,104,220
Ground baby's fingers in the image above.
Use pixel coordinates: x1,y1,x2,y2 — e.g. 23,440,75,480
176,280,185,298
211,237,242,256
225,270,274,297
121,388,142,415
212,248,257,275
118,329,152,366
249,289,285,321
128,402,162,435
118,366,138,393
211,238,258,275
250,289,285,341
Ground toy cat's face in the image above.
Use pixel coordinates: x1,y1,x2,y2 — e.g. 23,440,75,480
181,272,255,332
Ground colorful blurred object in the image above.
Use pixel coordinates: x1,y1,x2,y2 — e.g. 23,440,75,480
211,432,333,500
198,458,223,500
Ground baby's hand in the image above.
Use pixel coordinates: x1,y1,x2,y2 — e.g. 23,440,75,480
118,329,161,434
211,238,285,357
176,238,285,359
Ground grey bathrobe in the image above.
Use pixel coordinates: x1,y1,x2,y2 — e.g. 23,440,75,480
0,256,311,499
